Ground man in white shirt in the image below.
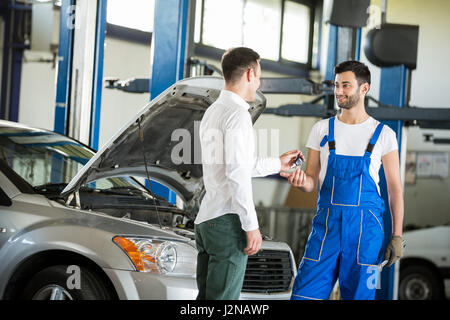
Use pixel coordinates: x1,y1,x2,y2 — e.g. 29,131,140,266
281,60,405,300
194,47,303,300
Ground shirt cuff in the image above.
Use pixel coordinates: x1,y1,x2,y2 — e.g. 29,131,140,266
273,157,282,173
239,208,259,232
254,157,281,176
241,220,259,232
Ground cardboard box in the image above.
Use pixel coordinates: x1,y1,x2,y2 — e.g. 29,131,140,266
284,186,318,209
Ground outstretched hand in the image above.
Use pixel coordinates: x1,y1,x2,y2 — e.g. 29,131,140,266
280,167,307,188
280,149,304,172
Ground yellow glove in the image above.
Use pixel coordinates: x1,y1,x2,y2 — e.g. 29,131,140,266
384,235,404,267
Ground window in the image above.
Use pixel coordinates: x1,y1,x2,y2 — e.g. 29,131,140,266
201,0,244,51
243,0,282,61
281,1,310,63
194,0,314,72
106,0,155,32
201,0,281,61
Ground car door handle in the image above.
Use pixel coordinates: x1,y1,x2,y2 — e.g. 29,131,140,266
0,228,6,233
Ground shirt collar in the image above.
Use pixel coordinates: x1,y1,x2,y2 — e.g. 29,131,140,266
218,89,250,110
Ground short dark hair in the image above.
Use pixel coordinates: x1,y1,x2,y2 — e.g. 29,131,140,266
221,47,260,84
334,60,371,86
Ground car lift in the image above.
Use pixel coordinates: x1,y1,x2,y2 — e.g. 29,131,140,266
53,0,107,151
0,0,31,123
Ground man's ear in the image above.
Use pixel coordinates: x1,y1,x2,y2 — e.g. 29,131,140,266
246,68,253,83
361,82,370,95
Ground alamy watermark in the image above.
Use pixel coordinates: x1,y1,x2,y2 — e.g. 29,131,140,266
170,121,281,165
366,4,383,30
66,265,81,290
65,5,80,30
366,265,383,290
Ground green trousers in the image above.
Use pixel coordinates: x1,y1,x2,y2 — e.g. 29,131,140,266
194,213,248,300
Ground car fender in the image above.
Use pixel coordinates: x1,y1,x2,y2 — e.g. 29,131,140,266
0,223,134,298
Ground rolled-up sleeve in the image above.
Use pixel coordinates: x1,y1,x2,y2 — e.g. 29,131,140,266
223,110,259,231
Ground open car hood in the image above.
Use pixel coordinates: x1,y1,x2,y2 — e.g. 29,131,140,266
61,76,266,210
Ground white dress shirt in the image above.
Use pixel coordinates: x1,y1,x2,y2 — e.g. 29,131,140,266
194,90,281,231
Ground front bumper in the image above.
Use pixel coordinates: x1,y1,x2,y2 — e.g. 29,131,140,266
240,292,292,300
103,268,292,300
103,268,198,300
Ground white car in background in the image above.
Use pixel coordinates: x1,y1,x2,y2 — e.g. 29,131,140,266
400,225,450,300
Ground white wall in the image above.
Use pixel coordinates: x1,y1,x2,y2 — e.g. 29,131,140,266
18,52,56,131
98,37,151,148
13,3,59,131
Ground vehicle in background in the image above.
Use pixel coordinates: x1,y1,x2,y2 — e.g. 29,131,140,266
399,225,450,300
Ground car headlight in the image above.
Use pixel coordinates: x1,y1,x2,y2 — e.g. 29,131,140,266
113,236,196,276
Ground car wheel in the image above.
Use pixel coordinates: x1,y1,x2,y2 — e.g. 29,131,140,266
21,265,113,300
399,265,444,300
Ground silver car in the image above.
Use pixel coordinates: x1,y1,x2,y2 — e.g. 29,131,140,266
0,77,296,300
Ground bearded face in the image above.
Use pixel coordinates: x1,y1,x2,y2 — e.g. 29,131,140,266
334,71,369,110
335,91,360,109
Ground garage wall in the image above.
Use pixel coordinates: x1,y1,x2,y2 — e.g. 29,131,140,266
17,4,58,131
18,53,56,131
98,36,152,148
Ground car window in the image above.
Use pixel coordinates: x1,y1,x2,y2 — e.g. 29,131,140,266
0,126,152,198
0,127,92,186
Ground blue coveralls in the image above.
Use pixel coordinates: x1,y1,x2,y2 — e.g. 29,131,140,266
291,117,385,300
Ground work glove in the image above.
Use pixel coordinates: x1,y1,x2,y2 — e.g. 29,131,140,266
384,235,404,267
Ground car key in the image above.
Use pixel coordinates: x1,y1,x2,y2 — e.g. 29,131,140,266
282,155,303,173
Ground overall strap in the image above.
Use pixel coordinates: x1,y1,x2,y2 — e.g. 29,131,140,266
365,123,384,157
319,117,336,152
327,117,336,154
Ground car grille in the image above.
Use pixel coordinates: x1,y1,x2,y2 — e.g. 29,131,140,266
242,249,294,293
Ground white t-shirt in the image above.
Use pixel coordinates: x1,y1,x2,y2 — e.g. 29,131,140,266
306,116,398,194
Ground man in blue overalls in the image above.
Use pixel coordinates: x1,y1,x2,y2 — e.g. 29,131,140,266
281,61,404,300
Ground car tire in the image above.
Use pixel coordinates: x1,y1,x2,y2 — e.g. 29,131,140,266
21,265,114,300
399,265,444,300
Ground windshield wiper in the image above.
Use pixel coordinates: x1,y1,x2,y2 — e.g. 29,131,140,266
79,187,168,205
83,186,148,198
107,186,167,200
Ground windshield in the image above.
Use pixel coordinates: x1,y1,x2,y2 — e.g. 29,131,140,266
0,124,152,197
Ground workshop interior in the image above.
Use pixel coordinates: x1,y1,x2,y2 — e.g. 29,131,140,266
0,0,449,301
